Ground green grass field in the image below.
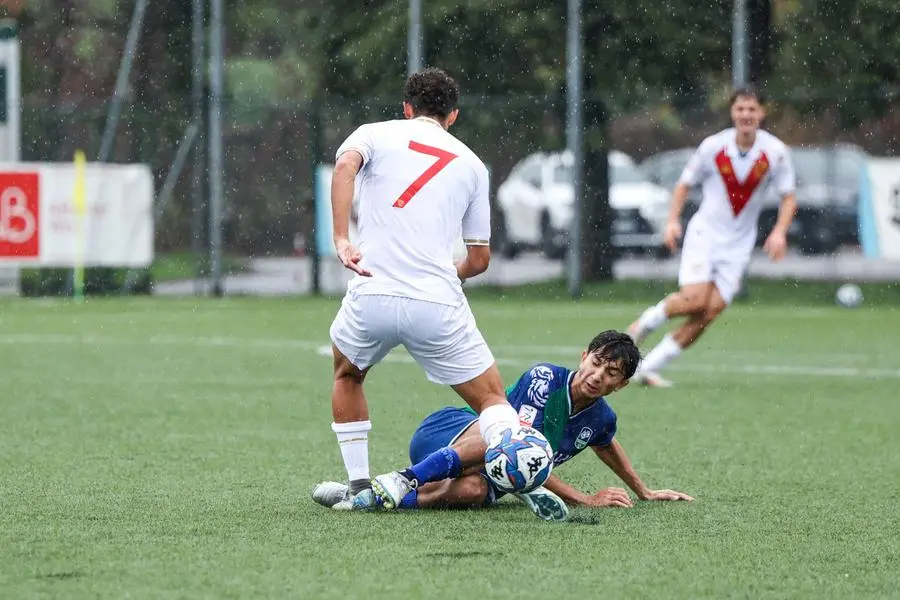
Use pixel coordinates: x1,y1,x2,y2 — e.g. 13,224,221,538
1,296,898,599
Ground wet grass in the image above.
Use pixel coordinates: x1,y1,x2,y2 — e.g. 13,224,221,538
1,296,897,599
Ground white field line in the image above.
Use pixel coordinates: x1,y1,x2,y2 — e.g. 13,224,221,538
1,333,899,380
472,305,857,320
310,346,900,379
0,333,881,362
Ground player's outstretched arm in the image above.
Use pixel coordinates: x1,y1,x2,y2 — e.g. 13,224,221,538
763,192,797,262
541,474,633,508
592,439,694,502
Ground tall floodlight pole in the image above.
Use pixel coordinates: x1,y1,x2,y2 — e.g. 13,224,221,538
732,0,750,87
97,0,148,163
208,0,224,296
732,0,751,297
191,0,205,295
408,0,423,75
565,0,584,299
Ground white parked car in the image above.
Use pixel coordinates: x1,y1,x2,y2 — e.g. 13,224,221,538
496,150,671,259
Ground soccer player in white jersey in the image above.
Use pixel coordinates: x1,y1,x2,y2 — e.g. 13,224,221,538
324,67,520,508
627,88,797,387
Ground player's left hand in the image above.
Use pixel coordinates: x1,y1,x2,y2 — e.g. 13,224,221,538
640,489,694,502
335,238,372,277
763,230,788,262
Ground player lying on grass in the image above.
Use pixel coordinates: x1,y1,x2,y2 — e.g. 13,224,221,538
313,331,693,521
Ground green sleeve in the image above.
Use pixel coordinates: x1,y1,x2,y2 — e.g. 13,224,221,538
539,389,568,453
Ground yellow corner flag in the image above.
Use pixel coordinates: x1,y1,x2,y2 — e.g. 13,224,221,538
73,150,86,301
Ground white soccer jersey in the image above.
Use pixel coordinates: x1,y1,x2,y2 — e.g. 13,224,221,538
680,128,795,250
335,117,490,306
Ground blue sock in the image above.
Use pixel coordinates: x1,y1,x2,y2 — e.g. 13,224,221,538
404,447,462,486
398,489,418,509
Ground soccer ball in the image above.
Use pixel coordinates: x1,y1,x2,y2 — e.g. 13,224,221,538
484,426,554,494
835,283,863,308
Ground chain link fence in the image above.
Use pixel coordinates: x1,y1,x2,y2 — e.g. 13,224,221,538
17,87,900,293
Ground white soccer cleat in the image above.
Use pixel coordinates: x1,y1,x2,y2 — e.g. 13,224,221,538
331,496,356,510
349,488,379,511
312,481,350,508
633,371,674,388
326,487,379,511
627,318,651,346
515,486,568,522
312,481,379,511
371,471,415,510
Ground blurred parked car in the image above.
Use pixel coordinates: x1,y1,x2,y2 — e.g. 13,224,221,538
637,147,699,228
639,144,867,254
496,150,670,260
787,145,865,254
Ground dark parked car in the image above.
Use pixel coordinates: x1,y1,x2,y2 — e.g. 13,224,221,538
638,148,699,229
786,145,865,254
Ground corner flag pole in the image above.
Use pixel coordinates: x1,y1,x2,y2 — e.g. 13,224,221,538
73,149,87,301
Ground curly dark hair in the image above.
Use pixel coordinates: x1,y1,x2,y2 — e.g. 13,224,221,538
403,67,460,119
730,86,766,106
586,330,642,379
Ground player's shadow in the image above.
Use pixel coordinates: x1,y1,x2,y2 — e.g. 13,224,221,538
564,512,605,526
423,550,491,559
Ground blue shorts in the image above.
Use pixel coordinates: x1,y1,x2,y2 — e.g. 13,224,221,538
408,407,502,506
408,407,478,464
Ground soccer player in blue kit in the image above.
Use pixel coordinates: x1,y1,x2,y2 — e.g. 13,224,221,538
314,330,693,521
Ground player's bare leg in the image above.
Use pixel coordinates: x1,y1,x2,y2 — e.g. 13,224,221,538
414,475,490,509
628,282,712,344
330,344,374,507
374,358,518,509
637,284,727,387
670,289,727,349
332,348,370,421
411,475,566,521
452,363,519,444
405,451,493,509
449,426,490,465
372,420,490,509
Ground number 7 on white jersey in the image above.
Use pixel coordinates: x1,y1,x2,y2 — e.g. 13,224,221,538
393,141,458,208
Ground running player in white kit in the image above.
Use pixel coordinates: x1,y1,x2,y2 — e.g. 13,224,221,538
627,88,797,387
323,68,520,508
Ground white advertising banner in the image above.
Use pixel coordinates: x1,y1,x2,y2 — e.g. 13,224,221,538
859,157,900,260
0,162,154,267
0,34,20,163
0,32,21,293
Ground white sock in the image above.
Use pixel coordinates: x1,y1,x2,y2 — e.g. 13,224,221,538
331,420,372,483
477,403,519,444
639,334,682,374
638,300,669,332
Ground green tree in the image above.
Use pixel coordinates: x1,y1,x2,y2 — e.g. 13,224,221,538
772,0,900,124
310,0,733,280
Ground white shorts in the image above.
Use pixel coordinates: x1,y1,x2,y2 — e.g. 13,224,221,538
329,292,495,386
678,222,751,305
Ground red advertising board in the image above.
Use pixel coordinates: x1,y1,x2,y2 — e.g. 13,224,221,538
0,172,40,258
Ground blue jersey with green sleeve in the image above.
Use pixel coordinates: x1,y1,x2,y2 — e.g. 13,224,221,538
505,362,617,466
